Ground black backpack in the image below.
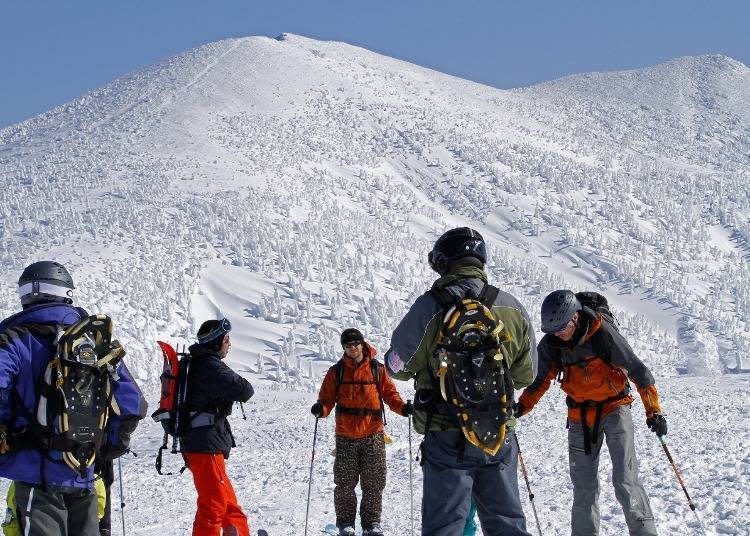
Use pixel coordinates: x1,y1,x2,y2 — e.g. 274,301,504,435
429,284,515,456
575,291,620,331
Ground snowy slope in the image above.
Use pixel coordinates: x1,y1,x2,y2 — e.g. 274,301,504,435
0,34,749,534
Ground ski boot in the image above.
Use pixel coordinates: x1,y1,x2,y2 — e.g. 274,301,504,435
337,526,355,536
362,523,384,536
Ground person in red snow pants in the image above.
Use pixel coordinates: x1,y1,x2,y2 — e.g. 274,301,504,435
180,318,255,536
184,452,249,536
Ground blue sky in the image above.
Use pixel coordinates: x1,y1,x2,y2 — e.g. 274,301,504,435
1,0,748,128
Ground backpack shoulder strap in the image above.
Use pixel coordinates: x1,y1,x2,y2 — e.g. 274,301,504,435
477,284,499,309
430,288,458,311
370,360,381,393
334,358,346,400
370,359,386,426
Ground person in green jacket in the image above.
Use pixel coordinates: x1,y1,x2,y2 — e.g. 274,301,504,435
385,227,537,536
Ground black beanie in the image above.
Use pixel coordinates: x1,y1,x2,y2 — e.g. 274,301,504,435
197,320,224,351
340,328,364,347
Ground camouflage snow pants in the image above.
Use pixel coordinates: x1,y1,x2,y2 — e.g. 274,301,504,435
334,432,387,529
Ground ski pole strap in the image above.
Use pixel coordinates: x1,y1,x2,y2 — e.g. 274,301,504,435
155,445,164,475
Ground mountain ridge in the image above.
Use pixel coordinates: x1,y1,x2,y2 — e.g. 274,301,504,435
1,33,748,381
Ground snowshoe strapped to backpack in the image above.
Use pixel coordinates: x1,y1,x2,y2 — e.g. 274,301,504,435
35,314,125,477
431,285,515,456
151,341,192,475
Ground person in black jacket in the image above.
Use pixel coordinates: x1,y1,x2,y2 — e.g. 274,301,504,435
182,318,254,536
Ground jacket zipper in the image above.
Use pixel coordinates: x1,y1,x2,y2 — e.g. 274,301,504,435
607,378,617,394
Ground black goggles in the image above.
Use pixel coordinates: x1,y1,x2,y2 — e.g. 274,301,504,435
197,318,232,344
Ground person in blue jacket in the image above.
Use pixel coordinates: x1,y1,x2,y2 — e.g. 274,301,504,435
0,261,147,536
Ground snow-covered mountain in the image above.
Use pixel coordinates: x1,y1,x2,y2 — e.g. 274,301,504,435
1,34,748,534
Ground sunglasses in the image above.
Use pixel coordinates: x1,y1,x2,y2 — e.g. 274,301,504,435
343,341,362,349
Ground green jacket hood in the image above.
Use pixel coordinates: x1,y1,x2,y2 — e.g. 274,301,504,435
431,266,488,290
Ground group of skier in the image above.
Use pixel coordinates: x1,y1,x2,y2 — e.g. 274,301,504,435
315,227,668,536
0,226,669,536
0,262,256,536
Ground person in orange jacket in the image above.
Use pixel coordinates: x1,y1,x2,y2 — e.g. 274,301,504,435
516,290,665,536
311,328,411,536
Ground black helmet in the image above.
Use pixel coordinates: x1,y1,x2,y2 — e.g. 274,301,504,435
18,261,75,306
428,227,487,275
540,290,581,333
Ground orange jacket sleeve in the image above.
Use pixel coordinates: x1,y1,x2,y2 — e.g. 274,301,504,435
517,366,557,415
317,367,338,418
379,365,406,416
637,384,662,417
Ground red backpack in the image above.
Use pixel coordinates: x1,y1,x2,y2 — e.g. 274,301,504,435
151,341,192,474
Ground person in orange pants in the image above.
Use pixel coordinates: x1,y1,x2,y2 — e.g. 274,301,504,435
181,318,254,536
183,452,249,536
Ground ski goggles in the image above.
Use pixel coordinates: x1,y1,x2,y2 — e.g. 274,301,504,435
197,317,232,344
17,281,74,301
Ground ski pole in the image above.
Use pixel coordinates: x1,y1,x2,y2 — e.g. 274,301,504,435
118,457,126,536
408,407,414,536
658,436,707,534
304,417,319,536
514,433,542,536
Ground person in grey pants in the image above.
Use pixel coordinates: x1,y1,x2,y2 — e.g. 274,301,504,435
517,290,667,536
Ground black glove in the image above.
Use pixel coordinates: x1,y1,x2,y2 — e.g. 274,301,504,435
646,413,667,437
310,402,324,418
512,402,526,419
402,400,414,417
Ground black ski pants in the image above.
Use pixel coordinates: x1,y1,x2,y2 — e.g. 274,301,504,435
14,481,99,536
420,430,530,536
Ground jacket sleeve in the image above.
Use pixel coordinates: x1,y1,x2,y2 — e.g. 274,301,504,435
504,300,538,389
601,324,662,416
601,324,655,387
215,361,254,403
379,365,406,415
384,292,442,381
0,333,22,423
317,367,337,417
517,341,558,415
105,362,148,459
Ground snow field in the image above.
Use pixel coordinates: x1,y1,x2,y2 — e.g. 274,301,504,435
0,31,748,536
35,374,739,536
